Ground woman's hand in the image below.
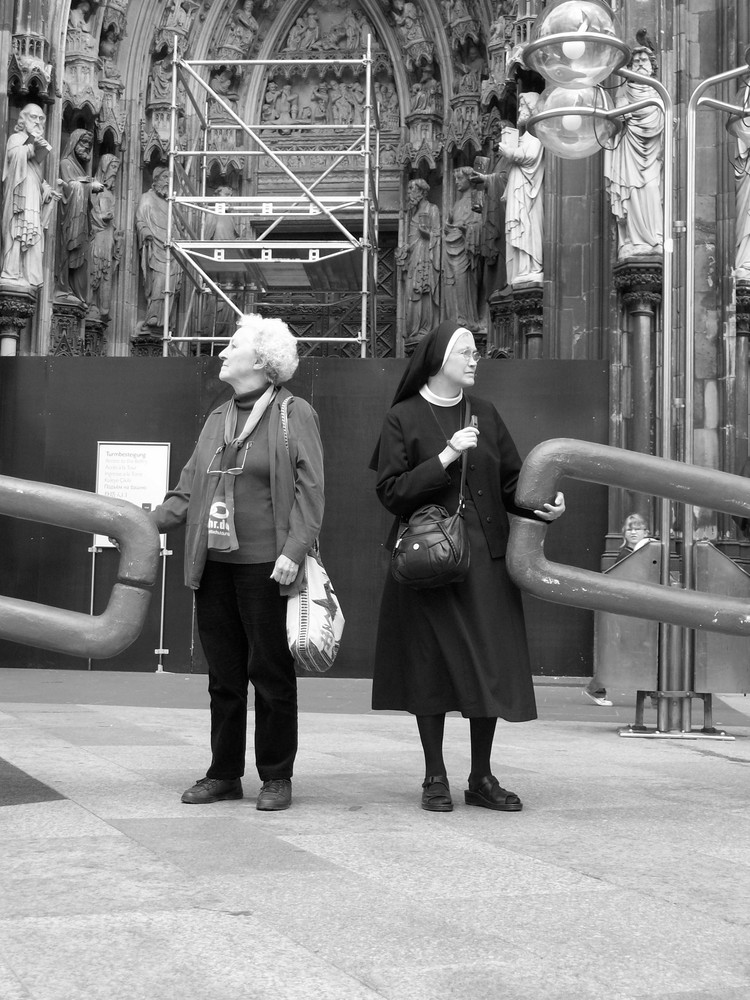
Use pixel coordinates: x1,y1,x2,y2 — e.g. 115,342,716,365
448,426,479,453
439,425,480,467
534,491,565,521
270,554,300,586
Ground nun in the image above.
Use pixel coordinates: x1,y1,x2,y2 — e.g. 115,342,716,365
370,321,565,812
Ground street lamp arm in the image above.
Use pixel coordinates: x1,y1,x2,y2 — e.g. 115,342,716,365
697,96,748,117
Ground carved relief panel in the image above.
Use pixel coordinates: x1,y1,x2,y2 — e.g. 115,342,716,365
254,2,397,190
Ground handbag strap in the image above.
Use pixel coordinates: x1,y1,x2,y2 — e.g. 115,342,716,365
280,394,320,557
456,397,470,510
427,396,470,512
280,394,292,458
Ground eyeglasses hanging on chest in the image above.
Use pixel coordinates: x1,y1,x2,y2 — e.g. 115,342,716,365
206,441,252,476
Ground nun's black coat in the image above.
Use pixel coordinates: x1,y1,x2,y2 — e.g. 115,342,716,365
372,391,538,721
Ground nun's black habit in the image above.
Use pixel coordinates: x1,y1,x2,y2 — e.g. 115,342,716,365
370,321,537,721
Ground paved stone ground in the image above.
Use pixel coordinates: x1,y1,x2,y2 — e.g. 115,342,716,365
0,669,748,1000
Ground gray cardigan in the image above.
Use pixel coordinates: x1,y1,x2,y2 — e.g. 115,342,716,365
152,386,324,593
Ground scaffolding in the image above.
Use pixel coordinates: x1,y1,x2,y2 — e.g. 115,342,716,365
161,36,380,358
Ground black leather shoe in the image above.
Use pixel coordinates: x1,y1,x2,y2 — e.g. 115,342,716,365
465,775,522,811
257,778,292,811
421,775,453,812
181,777,243,804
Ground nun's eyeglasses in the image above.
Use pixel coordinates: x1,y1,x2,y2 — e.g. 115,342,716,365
453,349,481,362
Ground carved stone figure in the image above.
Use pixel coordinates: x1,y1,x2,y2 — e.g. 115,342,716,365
489,1,513,46
208,67,239,124
399,178,441,342
89,155,122,320
443,166,481,331
410,64,441,114
285,16,307,50
733,86,750,281
301,12,320,50
310,82,330,125
231,0,259,54
391,0,433,70
99,26,123,83
459,43,485,92
497,93,544,286
202,185,242,338
67,1,98,57
1,104,60,288
215,0,258,59
349,80,366,124
57,129,103,303
603,45,664,260
330,81,355,126
375,81,399,130
344,11,363,50
135,167,182,329
468,156,510,298
148,56,173,107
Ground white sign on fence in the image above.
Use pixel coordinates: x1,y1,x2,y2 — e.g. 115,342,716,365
94,442,171,548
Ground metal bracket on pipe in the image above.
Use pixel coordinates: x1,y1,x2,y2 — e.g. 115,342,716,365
0,476,160,659
507,439,750,636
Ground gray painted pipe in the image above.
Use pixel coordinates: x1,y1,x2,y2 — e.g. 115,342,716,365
0,476,160,658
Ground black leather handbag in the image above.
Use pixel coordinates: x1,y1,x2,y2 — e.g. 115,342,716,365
391,407,470,590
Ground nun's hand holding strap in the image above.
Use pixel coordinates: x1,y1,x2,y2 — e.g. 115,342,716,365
439,426,479,468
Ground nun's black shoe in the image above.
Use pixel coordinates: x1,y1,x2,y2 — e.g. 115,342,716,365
465,775,522,811
421,775,453,812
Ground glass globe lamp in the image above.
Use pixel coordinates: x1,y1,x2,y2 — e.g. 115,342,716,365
524,0,630,89
526,85,620,159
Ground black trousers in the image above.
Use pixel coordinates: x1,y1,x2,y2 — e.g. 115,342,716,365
195,560,297,781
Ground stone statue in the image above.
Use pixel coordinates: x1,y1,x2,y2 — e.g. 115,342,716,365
135,167,182,329
310,82,330,125
208,67,239,123
733,85,750,281
230,0,259,55
603,44,664,260
301,12,320,50
67,1,98,57
469,155,510,298
98,26,123,83
1,104,60,289
329,81,355,126
497,93,544,287
148,56,173,107
398,178,441,343
443,166,482,331
89,155,122,320
57,129,103,303
410,64,441,114
202,185,242,338
285,16,307,50
391,0,432,70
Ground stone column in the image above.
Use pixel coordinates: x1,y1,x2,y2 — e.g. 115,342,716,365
736,281,750,475
613,258,663,523
48,299,88,356
487,288,514,356
512,284,544,359
0,283,36,356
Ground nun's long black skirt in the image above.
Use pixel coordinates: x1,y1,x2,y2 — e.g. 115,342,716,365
372,501,537,721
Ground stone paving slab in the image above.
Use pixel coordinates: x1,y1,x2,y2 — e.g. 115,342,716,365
0,670,748,1000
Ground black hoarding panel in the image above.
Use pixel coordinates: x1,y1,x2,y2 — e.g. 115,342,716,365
0,358,607,677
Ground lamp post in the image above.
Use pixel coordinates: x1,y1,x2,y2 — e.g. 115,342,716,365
522,0,750,737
